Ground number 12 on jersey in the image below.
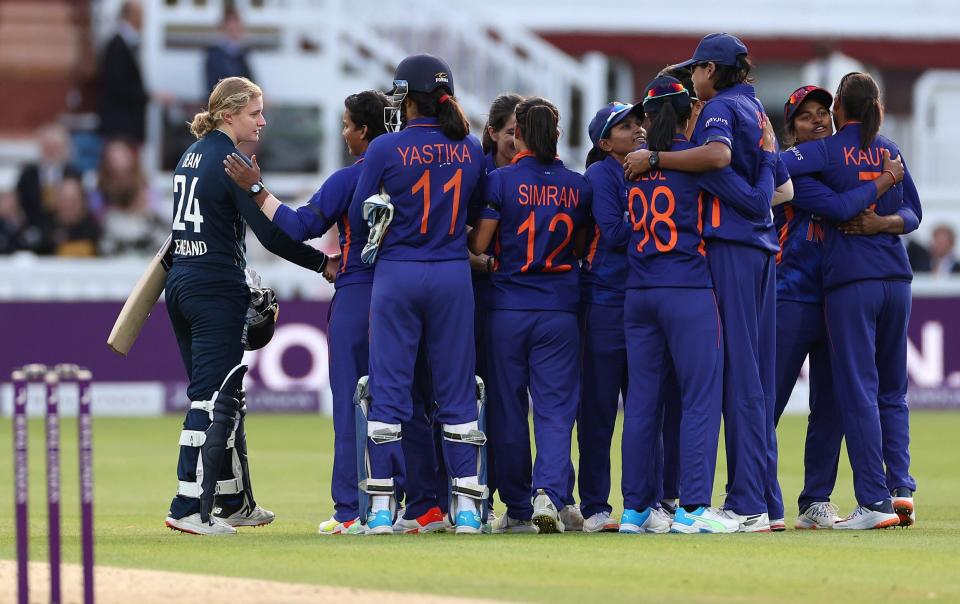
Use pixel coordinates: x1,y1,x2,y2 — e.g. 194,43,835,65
173,175,204,233
517,210,574,273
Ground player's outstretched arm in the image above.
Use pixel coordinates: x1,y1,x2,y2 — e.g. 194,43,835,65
227,172,328,273
698,152,777,219
625,142,731,180
225,153,337,242
792,155,902,224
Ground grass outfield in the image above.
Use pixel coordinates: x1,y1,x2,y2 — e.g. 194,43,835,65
1,412,959,603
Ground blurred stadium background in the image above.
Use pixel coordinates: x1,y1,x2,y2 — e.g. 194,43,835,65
2,0,959,418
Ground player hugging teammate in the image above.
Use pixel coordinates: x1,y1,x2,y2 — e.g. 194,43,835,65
160,36,919,535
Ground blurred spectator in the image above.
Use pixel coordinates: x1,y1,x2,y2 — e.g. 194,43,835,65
50,177,100,257
802,41,877,95
929,224,960,278
907,238,932,273
0,191,26,253
90,139,144,213
98,1,174,144
92,139,167,256
14,123,82,253
98,1,147,143
205,6,255,93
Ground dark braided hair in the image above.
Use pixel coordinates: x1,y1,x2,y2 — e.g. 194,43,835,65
836,72,883,150
515,96,560,162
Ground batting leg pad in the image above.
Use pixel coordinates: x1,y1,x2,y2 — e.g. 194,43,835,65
213,406,257,515
354,376,401,523
445,376,489,523
197,364,247,522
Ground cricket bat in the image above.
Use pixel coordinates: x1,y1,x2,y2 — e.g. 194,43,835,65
107,235,174,355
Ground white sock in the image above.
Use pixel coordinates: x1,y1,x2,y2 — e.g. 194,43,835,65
457,495,478,514
371,495,390,513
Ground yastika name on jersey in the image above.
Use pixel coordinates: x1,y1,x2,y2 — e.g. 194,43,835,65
397,142,473,166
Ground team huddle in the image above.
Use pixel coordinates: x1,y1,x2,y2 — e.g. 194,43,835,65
160,32,919,537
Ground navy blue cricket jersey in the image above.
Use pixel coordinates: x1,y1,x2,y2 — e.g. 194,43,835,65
170,129,326,279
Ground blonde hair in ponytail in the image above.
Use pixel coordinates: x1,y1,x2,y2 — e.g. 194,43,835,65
190,77,263,139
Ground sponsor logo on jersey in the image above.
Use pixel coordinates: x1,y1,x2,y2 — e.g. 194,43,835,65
790,146,804,160
704,116,730,128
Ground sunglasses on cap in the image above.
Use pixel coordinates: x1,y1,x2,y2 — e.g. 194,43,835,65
643,82,689,104
598,102,636,140
788,85,820,107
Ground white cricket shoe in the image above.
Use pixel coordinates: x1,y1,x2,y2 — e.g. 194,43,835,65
834,500,900,530
795,502,841,530
165,513,236,535
718,509,771,533
669,506,739,534
559,504,584,532
583,511,619,533
619,507,671,534
531,490,565,534
892,488,915,527
490,513,539,534
216,505,275,527
770,518,786,532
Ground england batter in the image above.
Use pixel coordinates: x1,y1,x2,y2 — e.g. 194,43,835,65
163,77,331,535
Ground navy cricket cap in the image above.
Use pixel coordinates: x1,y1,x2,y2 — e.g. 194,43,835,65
783,85,833,124
588,102,643,146
676,33,749,69
393,54,454,96
642,76,692,115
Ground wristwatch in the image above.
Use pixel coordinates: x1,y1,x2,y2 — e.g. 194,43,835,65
648,151,660,169
248,181,265,196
